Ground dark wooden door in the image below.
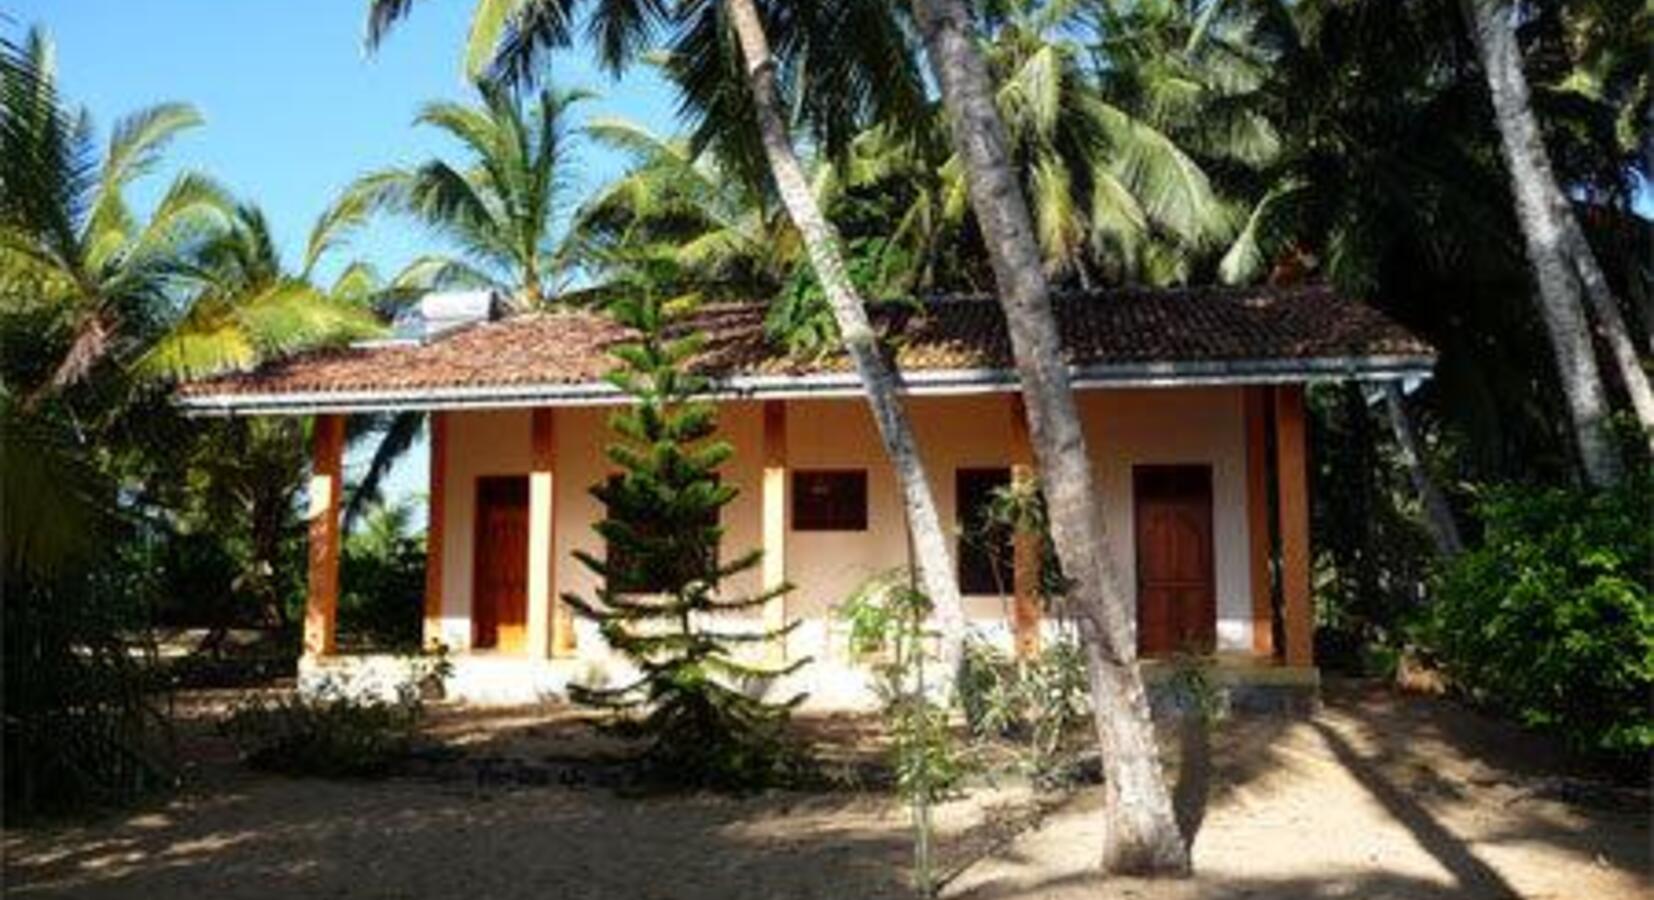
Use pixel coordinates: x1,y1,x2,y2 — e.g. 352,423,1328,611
1133,465,1215,656
472,476,529,653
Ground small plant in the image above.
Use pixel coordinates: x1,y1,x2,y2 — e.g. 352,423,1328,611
564,288,810,791
220,677,425,778
841,570,963,897
958,638,1091,787
1165,652,1227,726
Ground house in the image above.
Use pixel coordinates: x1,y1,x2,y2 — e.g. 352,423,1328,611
178,286,1435,708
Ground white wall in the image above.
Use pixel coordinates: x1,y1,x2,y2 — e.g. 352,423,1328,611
437,410,530,650
433,386,1257,663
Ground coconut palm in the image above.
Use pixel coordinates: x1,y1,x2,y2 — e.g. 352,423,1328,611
0,25,385,815
973,0,1233,287
364,0,973,670
805,1,1242,292
1460,0,1652,481
567,117,799,305
347,82,590,311
158,197,389,626
0,28,380,574
908,0,1192,871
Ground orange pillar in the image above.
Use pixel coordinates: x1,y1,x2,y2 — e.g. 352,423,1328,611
423,412,448,649
305,414,344,657
1244,388,1275,657
1009,395,1041,658
545,407,577,657
1275,385,1314,667
761,400,789,663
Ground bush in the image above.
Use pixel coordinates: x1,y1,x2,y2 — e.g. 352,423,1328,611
220,679,425,778
1423,477,1653,761
339,500,426,651
958,639,1090,786
3,570,175,821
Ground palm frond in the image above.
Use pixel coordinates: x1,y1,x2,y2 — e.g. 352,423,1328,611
344,411,426,530
86,103,201,245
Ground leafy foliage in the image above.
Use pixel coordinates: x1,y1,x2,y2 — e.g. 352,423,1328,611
840,571,960,896
3,566,175,821
346,82,589,310
0,25,397,817
1423,477,1654,760
220,677,427,778
1309,384,1440,671
957,639,1091,786
562,288,809,790
567,118,798,308
340,499,427,651
766,237,915,358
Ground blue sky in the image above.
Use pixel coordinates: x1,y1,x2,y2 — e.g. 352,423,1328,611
12,0,679,283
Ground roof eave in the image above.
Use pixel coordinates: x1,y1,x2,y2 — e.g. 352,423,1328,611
176,354,1435,417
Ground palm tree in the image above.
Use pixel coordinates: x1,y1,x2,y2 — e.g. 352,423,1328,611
0,25,384,814
805,2,1242,293
348,82,589,311
909,0,1189,873
1460,0,1651,483
974,0,1233,287
159,198,386,627
0,28,379,574
363,0,973,672
567,117,799,305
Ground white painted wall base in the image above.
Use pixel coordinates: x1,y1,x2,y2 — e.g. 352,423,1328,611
299,651,891,710
304,621,1302,711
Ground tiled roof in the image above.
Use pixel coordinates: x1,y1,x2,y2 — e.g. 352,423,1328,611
178,285,1434,409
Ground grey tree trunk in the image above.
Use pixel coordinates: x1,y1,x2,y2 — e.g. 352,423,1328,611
1381,384,1464,558
1559,215,1654,450
1462,0,1626,486
723,0,967,676
909,0,1188,874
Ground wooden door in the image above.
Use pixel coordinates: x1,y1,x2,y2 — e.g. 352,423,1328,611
1133,465,1216,656
473,476,529,653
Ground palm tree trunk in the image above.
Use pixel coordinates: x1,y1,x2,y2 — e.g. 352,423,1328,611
1382,384,1464,559
722,0,967,676
909,0,1187,874
1558,215,1654,449
1462,0,1626,486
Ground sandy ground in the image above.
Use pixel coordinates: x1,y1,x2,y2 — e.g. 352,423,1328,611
4,683,1647,899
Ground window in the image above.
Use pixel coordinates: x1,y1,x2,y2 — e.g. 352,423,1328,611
792,470,868,531
956,467,1013,595
603,475,718,594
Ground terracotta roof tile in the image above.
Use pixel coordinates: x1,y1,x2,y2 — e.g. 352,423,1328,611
180,285,1433,400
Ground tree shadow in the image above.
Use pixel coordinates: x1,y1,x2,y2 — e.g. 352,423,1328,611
1171,713,1211,844
1313,683,1650,879
951,869,1513,899
3,773,928,899
3,704,1041,900
1308,718,1521,897
1162,709,1300,847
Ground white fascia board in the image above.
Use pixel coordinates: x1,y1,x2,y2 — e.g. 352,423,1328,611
177,354,1436,417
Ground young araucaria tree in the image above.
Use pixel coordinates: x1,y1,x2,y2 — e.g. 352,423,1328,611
563,290,807,789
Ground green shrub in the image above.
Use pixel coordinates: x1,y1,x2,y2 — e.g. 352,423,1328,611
339,500,426,651
220,679,425,778
3,570,175,821
1423,477,1653,760
958,639,1090,786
